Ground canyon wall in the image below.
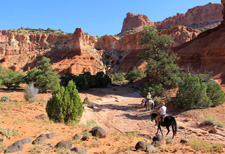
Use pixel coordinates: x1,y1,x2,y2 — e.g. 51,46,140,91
173,0,225,83
121,3,223,35
0,1,224,82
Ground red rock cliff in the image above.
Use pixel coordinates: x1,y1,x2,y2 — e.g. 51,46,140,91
173,1,225,83
155,3,223,30
121,3,222,34
121,12,154,34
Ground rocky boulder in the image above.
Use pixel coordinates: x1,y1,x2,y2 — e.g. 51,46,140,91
89,126,107,138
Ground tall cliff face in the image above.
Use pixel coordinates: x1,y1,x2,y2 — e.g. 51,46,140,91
0,28,103,75
121,3,222,34
173,1,225,83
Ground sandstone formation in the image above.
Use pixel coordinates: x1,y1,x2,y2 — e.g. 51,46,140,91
0,2,224,82
173,1,225,83
155,3,223,30
0,26,202,75
121,3,222,35
121,12,154,34
160,26,201,47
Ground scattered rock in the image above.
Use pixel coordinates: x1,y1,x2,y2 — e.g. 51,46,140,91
73,133,81,140
151,141,162,147
4,141,24,153
45,133,58,139
152,134,164,142
89,127,107,138
209,127,217,133
135,141,148,151
81,135,89,141
17,138,32,144
179,126,185,129
166,138,173,144
87,102,94,109
146,145,159,153
32,134,48,145
55,140,73,149
71,147,87,154
180,139,188,144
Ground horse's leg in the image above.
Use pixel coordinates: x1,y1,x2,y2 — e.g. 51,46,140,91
166,125,170,135
159,125,163,137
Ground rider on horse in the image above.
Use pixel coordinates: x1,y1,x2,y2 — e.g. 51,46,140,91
155,102,167,125
144,92,152,107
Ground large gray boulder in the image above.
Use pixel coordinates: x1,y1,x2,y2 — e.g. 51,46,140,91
4,141,24,153
55,140,73,149
32,134,48,145
71,147,87,154
89,127,107,138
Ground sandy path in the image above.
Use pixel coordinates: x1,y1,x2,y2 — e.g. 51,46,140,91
80,87,225,145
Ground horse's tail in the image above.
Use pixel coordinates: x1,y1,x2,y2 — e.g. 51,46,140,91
171,117,177,139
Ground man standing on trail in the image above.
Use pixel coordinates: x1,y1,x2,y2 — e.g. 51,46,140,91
144,92,152,107
155,102,167,125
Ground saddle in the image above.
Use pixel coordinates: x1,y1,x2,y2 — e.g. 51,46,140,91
160,114,168,123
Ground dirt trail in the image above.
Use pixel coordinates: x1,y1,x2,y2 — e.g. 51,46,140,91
80,87,225,145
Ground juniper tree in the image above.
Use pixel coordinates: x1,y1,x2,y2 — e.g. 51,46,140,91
139,26,181,97
46,80,83,123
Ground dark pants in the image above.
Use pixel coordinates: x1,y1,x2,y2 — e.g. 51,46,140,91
144,99,150,107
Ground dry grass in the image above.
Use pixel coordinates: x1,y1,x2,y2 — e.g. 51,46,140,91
189,137,223,153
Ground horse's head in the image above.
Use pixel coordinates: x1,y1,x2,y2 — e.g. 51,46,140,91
150,113,158,121
141,99,145,105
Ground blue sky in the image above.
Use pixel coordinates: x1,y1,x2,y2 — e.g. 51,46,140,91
1,0,221,36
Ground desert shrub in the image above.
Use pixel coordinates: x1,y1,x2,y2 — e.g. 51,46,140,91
175,72,224,109
175,73,212,109
1,95,10,102
60,71,111,90
83,96,90,104
46,80,83,123
206,82,225,107
140,79,163,98
1,68,24,89
92,72,111,88
24,82,39,102
110,73,125,84
201,115,224,127
188,137,223,153
24,57,60,92
125,67,145,83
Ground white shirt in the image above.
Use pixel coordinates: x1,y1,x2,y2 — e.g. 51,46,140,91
147,94,151,99
159,106,166,115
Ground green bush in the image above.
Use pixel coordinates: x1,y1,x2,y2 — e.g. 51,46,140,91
110,73,125,84
1,69,24,89
125,67,145,83
24,57,60,92
60,71,111,90
140,79,163,98
206,82,225,107
46,80,83,123
175,73,212,109
1,95,10,102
